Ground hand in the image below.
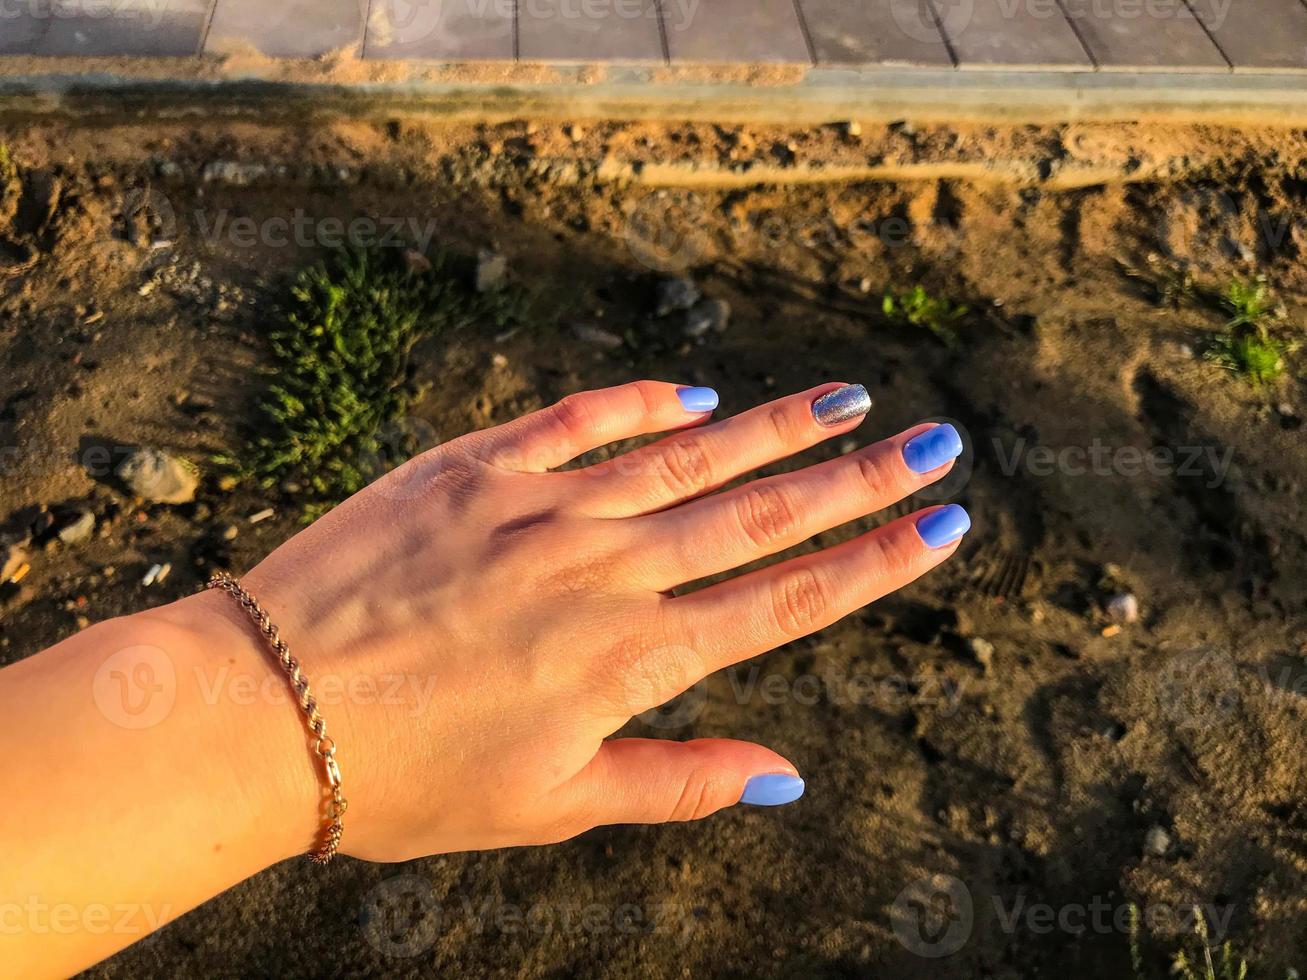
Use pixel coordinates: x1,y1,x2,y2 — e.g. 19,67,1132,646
181,381,969,862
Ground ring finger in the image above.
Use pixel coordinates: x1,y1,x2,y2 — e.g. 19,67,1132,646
632,421,964,590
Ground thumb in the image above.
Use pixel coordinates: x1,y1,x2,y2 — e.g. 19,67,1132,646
560,738,805,828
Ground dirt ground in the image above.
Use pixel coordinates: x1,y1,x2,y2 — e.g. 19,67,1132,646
2,116,1306,978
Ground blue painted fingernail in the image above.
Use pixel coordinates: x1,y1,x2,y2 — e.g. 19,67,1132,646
903,423,964,473
677,386,719,413
738,773,805,806
915,504,971,548
812,383,872,427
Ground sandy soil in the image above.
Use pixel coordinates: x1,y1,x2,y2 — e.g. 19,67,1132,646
1,117,1305,978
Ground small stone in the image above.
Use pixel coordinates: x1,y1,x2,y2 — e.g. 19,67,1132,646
1106,593,1139,625
57,510,95,545
475,250,508,292
491,352,509,368
2,543,28,582
572,323,624,350
115,448,198,505
565,123,584,142
655,277,700,317
220,524,239,541
684,297,730,338
968,637,995,672
1143,825,1171,857
76,615,90,630
201,161,268,186
216,474,239,492
844,120,862,138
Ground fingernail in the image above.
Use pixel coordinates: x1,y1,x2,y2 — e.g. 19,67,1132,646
903,423,964,473
915,504,971,548
677,386,719,413
812,384,872,427
738,773,806,806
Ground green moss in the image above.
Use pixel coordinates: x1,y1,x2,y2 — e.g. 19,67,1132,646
221,245,528,514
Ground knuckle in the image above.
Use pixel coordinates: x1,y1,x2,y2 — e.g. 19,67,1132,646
763,403,799,447
654,438,713,498
734,484,799,550
598,631,693,712
666,769,720,823
552,393,599,439
854,450,896,500
863,529,917,581
630,380,664,417
769,567,830,637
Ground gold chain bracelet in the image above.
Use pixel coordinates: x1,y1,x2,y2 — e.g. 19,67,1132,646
205,572,347,864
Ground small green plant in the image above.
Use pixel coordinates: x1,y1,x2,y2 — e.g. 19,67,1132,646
1171,907,1248,980
1203,279,1296,386
221,245,528,515
1128,902,1296,980
882,286,968,346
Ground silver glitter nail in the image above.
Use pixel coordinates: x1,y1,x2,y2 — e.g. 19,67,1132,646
811,384,872,427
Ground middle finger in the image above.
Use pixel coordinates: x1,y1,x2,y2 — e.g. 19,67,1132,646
630,421,964,590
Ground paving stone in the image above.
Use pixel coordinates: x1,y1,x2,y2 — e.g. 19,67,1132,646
0,0,210,56
799,0,953,66
664,0,811,63
943,0,1093,68
518,0,664,61
1189,0,1307,69
205,0,366,58
364,0,514,60
1066,0,1229,67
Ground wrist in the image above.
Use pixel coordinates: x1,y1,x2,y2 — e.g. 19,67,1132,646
136,589,328,868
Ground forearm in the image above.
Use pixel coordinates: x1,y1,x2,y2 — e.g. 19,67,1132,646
0,592,315,978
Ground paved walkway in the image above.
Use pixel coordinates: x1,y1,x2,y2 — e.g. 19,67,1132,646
1,0,1305,72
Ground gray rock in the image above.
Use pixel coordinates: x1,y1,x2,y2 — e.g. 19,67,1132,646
1106,593,1139,625
116,448,198,504
57,510,95,545
656,277,700,317
1143,825,1171,857
572,323,624,351
475,250,508,292
684,298,731,338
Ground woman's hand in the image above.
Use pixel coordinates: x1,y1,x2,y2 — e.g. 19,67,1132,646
173,380,969,863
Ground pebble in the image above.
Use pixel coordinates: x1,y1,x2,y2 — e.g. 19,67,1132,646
56,510,96,545
968,637,995,672
115,448,198,504
572,323,624,350
844,120,863,138
684,298,731,338
220,524,239,541
142,562,171,587
2,542,28,582
655,277,700,317
491,353,509,369
475,250,508,292
201,161,269,186
1106,593,1139,625
1143,825,1171,857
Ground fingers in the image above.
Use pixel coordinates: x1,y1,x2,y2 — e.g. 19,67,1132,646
482,380,719,472
663,505,970,678
558,738,803,829
570,382,874,518
631,422,963,589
